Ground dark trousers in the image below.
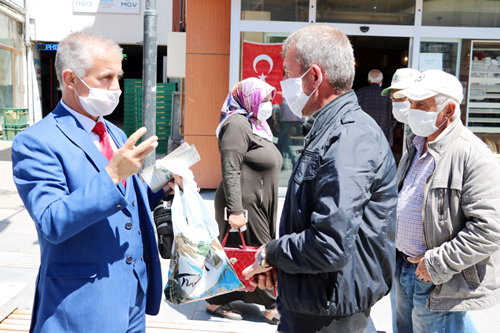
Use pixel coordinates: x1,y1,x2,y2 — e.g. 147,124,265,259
277,308,371,333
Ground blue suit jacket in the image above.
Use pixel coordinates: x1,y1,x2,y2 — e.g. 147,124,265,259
12,103,164,332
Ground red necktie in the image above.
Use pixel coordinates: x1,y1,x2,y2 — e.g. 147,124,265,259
92,122,126,187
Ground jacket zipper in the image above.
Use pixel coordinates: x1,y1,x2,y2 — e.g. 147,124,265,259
260,179,264,206
326,300,331,314
421,148,436,251
439,189,444,221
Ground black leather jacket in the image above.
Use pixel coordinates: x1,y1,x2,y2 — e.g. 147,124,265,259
266,91,397,317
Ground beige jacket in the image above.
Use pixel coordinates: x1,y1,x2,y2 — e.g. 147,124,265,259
398,119,500,311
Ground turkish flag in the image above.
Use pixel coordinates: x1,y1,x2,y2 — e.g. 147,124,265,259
242,41,284,104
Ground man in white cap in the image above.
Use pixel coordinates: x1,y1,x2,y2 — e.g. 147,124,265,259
381,68,421,125
393,69,500,332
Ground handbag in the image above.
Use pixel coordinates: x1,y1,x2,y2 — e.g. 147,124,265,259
221,229,259,292
153,189,174,259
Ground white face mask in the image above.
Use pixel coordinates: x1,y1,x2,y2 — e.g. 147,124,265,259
392,101,411,124
408,108,447,137
75,75,122,117
280,67,320,118
257,101,273,121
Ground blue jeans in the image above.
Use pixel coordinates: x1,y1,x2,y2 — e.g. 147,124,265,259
395,251,477,333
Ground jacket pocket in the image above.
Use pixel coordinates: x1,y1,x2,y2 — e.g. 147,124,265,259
438,188,445,222
294,149,320,185
428,181,462,237
46,262,98,279
462,264,482,290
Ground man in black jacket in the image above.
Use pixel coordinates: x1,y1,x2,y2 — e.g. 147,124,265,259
243,24,397,332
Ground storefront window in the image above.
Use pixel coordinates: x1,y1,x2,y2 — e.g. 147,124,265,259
0,14,12,47
241,32,303,185
419,41,459,75
0,13,24,119
241,0,309,22
316,0,415,25
0,48,14,110
466,41,500,158
13,21,23,49
423,0,500,27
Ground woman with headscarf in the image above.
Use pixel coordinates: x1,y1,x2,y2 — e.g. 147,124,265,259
206,78,282,325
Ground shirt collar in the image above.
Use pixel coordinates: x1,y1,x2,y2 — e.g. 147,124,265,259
60,100,104,133
412,135,427,155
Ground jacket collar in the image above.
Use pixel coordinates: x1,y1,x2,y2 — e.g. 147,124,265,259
303,91,358,145
427,118,463,155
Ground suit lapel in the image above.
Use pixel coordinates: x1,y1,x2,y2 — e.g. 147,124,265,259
53,105,109,173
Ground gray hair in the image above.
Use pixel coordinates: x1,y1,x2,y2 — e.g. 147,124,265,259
435,93,460,120
55,32,122,90
368,69,383,83
282,24,355,94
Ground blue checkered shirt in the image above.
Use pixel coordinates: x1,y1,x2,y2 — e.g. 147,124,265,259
396,136,433,257
356,84,394,145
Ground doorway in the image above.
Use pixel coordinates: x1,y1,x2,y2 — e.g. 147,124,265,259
350,36,410,164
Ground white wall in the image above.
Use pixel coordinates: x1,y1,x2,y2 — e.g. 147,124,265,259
29,0,172,45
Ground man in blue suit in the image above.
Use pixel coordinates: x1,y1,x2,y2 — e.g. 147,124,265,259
12,32,165,332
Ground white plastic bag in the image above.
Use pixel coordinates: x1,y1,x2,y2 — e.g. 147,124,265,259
164,168,243,305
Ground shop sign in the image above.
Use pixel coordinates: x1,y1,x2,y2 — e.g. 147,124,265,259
73,0,141,15
36,43,58,51
242,41,284,104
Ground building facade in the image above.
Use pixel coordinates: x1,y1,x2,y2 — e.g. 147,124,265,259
0,0,26,123
185,0,500,188
3,0,500,189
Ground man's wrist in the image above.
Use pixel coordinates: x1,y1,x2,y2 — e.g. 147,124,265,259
105,165,120,185
258,244,271,269
265,239,279,268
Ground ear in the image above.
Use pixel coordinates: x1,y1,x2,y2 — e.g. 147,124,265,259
62,69,77,91
310,64,323,89
444,102,455,119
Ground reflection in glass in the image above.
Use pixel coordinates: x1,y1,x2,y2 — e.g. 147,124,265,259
272,101,305,165
15,54,23,108
242,32,305,186
316,0,415,25
13,21,23,50
467,41,500,136
0,14,12,47
419,42,458,75
241,0,309,22
423,0,500,27
0,49,14,112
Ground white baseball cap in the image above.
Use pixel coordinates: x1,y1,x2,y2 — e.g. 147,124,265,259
393,70,463,103
381,68,421,96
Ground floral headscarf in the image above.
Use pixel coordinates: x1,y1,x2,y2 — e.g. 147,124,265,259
215,77,276,141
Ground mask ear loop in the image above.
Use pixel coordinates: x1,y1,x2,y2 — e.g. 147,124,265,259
304,66,323,98
73,73,92,100
436,103,452,129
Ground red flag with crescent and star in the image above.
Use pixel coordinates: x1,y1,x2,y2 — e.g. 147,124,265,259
242,41,284,104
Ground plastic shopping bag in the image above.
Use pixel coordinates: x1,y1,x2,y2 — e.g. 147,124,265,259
163,169,243,305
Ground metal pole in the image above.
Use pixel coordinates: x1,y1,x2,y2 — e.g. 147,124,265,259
142,0,158,169
25,0,33,123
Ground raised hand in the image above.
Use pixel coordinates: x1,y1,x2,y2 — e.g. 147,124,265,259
106,127,158,184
